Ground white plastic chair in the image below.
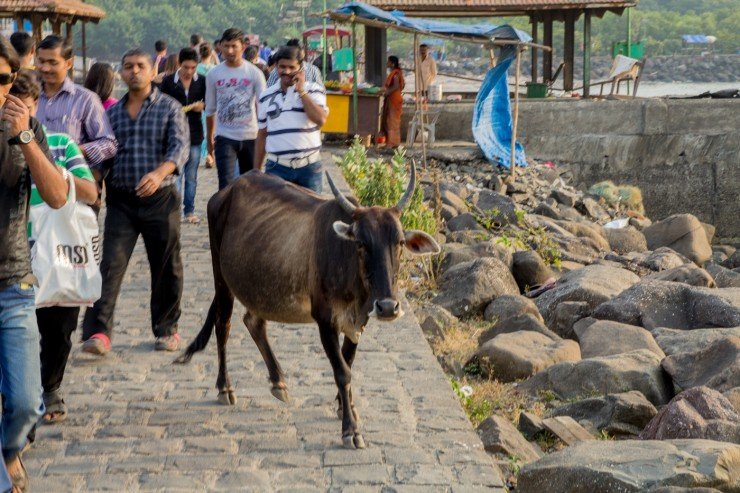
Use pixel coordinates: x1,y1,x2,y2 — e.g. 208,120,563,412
406,109,441,148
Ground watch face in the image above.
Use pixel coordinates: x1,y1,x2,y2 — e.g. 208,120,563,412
19,130,33,144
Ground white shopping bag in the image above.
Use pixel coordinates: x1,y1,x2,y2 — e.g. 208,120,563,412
30,169,102,307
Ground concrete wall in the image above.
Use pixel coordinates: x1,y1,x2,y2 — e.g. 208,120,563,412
403,99,740,241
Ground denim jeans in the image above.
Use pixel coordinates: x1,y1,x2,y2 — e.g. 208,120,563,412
265,160,323,193
0,283,44,459
214,136,255,190
175,144,201,216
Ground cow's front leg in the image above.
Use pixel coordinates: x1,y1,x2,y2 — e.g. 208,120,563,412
318,322,365,449
336,337,360,423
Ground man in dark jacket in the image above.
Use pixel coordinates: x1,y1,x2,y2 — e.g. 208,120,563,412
160,47,206,223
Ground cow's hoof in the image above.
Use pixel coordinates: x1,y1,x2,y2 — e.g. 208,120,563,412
218,390,237,405
270,386,290,403
342,432,366,449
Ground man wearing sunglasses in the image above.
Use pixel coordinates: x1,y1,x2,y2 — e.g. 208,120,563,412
0,35,68,493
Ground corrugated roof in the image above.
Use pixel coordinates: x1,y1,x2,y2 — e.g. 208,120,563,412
366,0,636,15
0,0,106,20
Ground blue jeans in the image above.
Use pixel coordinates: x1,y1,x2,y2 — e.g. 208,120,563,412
214,136,255,190
0,284,44,459
175,145,201,216
265,160,323,193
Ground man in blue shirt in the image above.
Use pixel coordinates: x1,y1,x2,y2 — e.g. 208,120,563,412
81,48,189,356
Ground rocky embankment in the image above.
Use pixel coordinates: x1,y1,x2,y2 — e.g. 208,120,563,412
408,158,740,492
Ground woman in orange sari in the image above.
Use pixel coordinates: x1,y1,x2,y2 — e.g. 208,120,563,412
381,56,405,149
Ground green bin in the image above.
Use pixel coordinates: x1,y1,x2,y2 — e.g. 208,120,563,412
526,82,548,99
612,41,644,59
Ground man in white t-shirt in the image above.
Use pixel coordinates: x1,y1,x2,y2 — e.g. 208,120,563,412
255,46,328,193
206,27,266,190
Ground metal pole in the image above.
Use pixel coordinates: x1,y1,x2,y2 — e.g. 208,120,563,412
583,10,591,97
322,0,327,80
626,7,632,57
351,21,358,134
510,46,521,181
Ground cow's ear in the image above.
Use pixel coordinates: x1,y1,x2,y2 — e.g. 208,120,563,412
404,230,441,255
333,221,354,241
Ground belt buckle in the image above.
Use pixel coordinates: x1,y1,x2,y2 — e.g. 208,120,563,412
289,156,304,169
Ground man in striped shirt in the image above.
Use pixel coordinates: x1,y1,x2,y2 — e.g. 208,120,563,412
10,70,97,425
35,35,117,168
255,46,328,193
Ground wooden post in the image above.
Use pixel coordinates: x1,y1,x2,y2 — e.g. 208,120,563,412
31,15,43,43
82,21,88,80
66,22,74,79
563,12,575,92
543,14,553,83
52,19,62,35
583,10,592,97
510,46,522,180
488,48,495,68
531,17,539,83
351,21,358,134
15,16,25,32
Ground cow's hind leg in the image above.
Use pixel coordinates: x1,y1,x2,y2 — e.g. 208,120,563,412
244,312,289,403
336,337,360,423
318,322,365,449
215,291,236,405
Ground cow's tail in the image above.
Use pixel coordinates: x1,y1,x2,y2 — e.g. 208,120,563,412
174,299,217,364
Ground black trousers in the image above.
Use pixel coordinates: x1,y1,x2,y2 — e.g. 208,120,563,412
82,186,183,341
36,306,78,393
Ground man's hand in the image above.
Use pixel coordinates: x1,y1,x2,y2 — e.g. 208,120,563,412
2,94,31,137
207,139,215,156
191,101,205,113
135,170,165,197
293,69,306,94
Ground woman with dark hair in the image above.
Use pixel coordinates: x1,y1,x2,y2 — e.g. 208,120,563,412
84,62,117,110
381,55,405,148
154,54,179,84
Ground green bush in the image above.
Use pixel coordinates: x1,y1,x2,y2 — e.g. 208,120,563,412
335,138,438,235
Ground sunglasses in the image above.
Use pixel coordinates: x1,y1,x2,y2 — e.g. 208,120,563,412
0,72,16,86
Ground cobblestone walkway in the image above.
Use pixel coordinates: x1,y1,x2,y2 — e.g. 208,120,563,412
26,156,505,492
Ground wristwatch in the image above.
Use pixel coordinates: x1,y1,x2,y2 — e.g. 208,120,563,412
8,129,34,146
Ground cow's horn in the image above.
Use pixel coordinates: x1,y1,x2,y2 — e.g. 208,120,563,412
396,160,416,212
325,171,357,214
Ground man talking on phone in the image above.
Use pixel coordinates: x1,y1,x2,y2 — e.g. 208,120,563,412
255,45,328,193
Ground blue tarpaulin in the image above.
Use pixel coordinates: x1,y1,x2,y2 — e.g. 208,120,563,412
681,35,712,44
330,2,532,168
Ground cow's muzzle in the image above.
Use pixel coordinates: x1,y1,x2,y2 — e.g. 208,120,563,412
369,299,402,321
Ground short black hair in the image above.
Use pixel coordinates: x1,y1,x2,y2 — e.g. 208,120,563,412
38,34,73,60
9,32,34,58
9,69,40,100
263,41,269,46
179,47,198,64
199,43,212,59
273,46,303,64
0,36,21,72
388,56,400,69
245,45,259,61
221,28,244,43
155,40,167,52
286,38,300,47
420,44,429,48
121,48,153,67
190,33,203,46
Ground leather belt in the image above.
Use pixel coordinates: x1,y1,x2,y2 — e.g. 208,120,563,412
266,152,320,169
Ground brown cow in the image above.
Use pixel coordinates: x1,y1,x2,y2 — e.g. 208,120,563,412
176,164,439,448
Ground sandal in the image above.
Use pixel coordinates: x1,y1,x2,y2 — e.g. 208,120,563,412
184,214,200,224
42,390,67,425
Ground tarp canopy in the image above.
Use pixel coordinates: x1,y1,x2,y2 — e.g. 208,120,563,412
303,26,352,38
681,35,715,44
331,2,532,45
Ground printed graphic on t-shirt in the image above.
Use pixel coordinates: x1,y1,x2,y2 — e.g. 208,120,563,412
215,78,255,128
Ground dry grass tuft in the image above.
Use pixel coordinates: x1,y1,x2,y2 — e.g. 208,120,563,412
464,379,546,425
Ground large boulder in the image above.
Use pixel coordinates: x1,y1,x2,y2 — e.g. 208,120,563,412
519,349,672,406
592,282,740,331
438,241,513,274
471,190,519,226
483,294,542,324
652,327,740,357
662,337,740,393
643,214,712,266
432,257,519,317
550,301,591,340
604,226,648,254
639,387,740,443
517,439,740,493
475,331,581,382
550,391,657,437
476,415,542,463
644,264,716,288
534,265,640,324
512,250,554,292
575,320,665,359
414,303,458,341
478,314,559,345
555,220,610,252
635,247,692,272
446,212,485,233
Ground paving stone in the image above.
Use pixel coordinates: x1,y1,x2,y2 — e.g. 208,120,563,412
24,160,503,490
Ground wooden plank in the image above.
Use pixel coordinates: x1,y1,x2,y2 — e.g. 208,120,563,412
542,416,595,445
542,13,553,82
563,11,575,91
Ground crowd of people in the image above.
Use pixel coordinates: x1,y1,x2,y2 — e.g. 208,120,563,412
0,24,430,492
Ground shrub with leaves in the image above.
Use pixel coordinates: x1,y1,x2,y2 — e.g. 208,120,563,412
335,138,437,235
